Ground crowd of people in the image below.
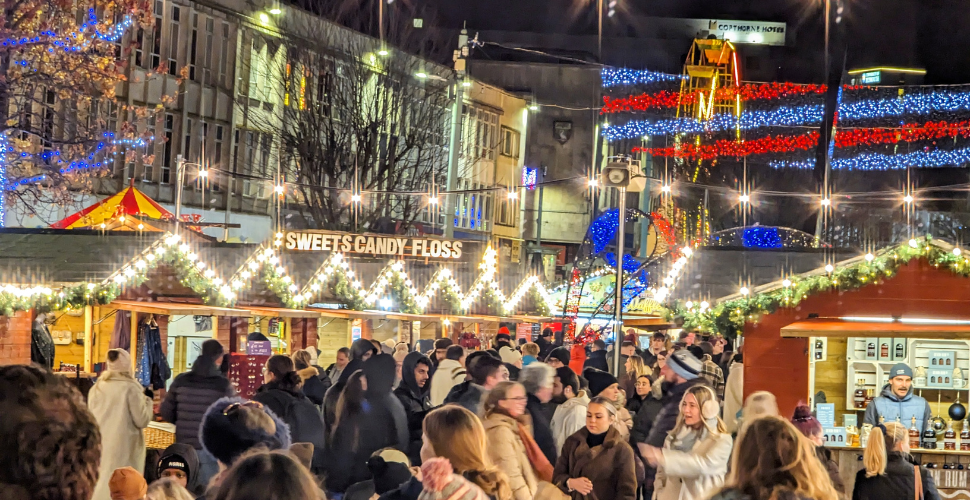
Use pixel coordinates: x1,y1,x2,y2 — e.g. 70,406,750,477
0,327,943,500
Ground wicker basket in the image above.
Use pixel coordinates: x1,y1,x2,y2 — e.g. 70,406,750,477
144,422,176,450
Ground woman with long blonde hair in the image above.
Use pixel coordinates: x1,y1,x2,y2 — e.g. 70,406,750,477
853,422,940,500
622,355,651,398
711,415,839,500
641,384,733,500
419,405,513,500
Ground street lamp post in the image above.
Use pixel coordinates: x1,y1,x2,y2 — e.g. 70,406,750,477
174,154,206,235
611,185,626,377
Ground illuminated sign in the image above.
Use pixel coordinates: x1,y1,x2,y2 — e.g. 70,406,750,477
284,230,464,259
662,18,787,46
522,167,537,190
860,71,881,84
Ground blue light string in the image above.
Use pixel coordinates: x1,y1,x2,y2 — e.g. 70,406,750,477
601,67,686,88
769,146,970,170
741,227,784,248
4,135,154,189
603,89,970,140
4,9,132,56
0,134,7,227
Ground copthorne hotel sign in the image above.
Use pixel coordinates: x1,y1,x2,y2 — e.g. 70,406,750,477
284,231,466,259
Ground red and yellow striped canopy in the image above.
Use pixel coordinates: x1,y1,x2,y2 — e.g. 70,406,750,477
52,186,174,230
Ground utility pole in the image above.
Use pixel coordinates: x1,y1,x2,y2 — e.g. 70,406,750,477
443,28,468,239
611,185,626,377
175,154,185,235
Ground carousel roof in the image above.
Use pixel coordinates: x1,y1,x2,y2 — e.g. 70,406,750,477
51,186,174,230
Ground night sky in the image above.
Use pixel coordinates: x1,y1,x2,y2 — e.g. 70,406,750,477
426,0,970,85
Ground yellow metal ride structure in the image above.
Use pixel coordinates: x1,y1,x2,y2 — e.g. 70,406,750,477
675,38,743,182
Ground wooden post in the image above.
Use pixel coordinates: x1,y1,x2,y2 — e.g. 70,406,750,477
129,311,138,372
83,306,93,373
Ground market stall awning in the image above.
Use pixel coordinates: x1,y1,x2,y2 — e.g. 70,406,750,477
246,306,321,319
624,316,677,330
110,299,252,317
781,318,970,339
51,186,174,230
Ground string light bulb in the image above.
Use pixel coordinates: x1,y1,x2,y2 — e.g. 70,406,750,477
825,264,834,273
739,194,750,203
351,194,362,203
428,196,439,205
903,194,914,203
274,184,285,195
739,286,750,296
955,248,962,256
820,198,831,207
661,185,672,193
865,252,874,262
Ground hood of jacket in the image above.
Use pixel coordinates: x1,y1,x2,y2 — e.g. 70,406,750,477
257,379,305,399
157,443,201,492
559,390,590,413
350,338,377,361
336,358,364,386
880,382,914,402
400,351,432,400
297,366,320,381
363,353,397,397
437,358,463,373
650,376,666,399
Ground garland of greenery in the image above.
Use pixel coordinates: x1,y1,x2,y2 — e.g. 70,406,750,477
320,270,366,311
482,285,505,316
0,283,121,317
262,266,299,309
527,284,551,317
385,272,421,314
669,237,956,339
437,280,462,314
163,249,232,307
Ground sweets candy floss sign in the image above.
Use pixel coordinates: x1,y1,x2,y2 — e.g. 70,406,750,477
284,230,466,259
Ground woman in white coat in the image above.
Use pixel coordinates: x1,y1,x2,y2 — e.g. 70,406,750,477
641,385,733,500
88,349,154,500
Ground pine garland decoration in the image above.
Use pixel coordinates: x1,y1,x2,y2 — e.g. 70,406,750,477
670,237,956,339
386,272,420,314
527,284,551,316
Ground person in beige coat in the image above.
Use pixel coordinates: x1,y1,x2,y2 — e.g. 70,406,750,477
88,349,155,500
641,385,733,500
482,382,538,500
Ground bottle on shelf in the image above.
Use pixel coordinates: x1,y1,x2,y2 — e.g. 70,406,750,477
854,379,868,409
945,421,957,450
880,342,890,358
867,341,876,358
923,425,938,450
961,419,970,451
910,417,921,450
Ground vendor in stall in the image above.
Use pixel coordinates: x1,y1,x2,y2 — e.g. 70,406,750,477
863,363,933,431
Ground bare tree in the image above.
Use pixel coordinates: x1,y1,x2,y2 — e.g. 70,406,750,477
0,0,154,224
237,4,455,232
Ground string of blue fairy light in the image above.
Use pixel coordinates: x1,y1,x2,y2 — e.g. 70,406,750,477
601,68,687,88
602,90,970,140
769,146,970,170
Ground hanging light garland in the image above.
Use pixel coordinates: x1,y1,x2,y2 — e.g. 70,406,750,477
602,82,832,113
770,145,970,170
600,67,686,88
672,237,967,339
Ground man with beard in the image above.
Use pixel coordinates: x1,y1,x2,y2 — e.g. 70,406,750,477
550,366,589,453
393,351,433,464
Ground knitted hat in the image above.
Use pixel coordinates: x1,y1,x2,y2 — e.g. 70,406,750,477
369,456,413,494
666,350,702,381
157,452,190,477
200,397,292,466
108,467,147,500
791,404,823,437
499,346,522,365
418,458,488,500
583,368,618,398
546,346,571,366
106,349,131,373
384,339,398,350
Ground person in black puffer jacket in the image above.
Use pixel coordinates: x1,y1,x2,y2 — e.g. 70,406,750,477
159,339,234,485
322,339,377,436
854,422,940,500
393,351,433,465
327,354,409,495
252,355,327,474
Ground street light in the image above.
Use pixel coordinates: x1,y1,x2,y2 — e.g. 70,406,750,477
903,194,914,204
820,198,831,207
174,154,208,235
739,193,750,203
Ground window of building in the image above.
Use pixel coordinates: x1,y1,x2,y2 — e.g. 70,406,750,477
183,118,192,161
497,185,518,227
160,113,174,184
214,125,223,166
203,18,213,84
219,22,230,86
150,0,162,70
189,13,197,80
168,6,180,75
500,127,520,158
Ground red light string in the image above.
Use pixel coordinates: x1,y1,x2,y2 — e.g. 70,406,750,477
602,82,874,114
634,119,970,160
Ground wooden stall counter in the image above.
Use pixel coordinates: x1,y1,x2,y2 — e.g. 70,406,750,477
829,446,970,499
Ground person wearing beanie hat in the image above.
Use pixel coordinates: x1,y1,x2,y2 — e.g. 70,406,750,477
432,338,454,371
499,345,523,368
582,368,632,438
418,458,489,500
642,350,708,450
89,349,154,500
156,443,201,495
108,467,147,500
200,397,292,471
863,361,932,432
159,339,234,486
545,346,571,369
791,405,846,494
344,448,414,500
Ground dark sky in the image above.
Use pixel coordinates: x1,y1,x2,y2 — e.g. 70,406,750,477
424,0,970,84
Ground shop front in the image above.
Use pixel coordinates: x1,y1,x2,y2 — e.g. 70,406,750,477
731,239,970,498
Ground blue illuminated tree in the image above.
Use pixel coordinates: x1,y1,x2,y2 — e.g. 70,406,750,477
0,1,155,226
